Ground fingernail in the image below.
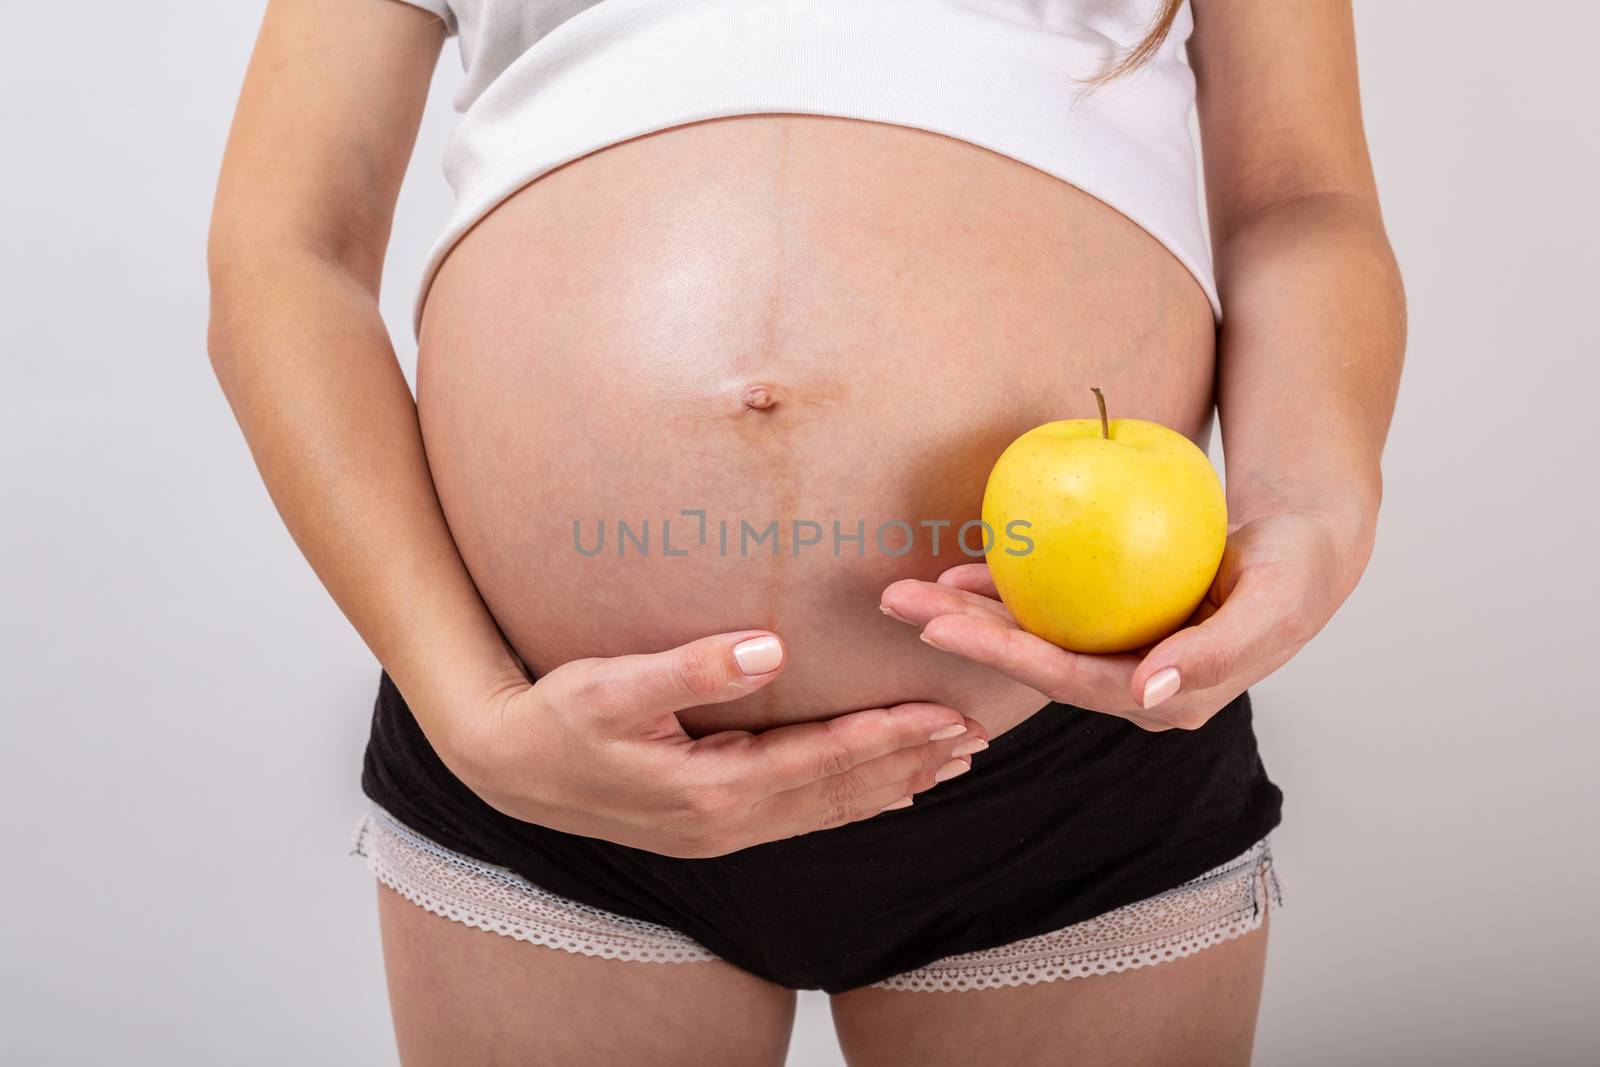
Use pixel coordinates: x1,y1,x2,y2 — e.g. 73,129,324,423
881,797,914,812
1142,667,1181,709
880,604,913,624
919,631,947,651
929,723,968,741
732,636,783,676
934,758,971,783
951,738,988,758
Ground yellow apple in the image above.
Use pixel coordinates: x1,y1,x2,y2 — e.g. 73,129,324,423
981,390,1227,654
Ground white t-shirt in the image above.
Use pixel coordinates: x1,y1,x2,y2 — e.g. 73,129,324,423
389,0,1218,327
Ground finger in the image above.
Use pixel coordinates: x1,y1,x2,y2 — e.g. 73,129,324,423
750,717,990,835
935,563,999,598
1131,566,1308,712
920,613,1141,714
1137,645,1294,733
723,702,971,795
826,714,989,795
559,630,787,733
881,577,1013,629
761,763,960,837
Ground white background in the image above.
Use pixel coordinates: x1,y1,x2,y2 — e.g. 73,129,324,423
2,2,1597,1063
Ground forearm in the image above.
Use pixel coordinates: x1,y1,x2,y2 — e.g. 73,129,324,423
207,248,523,745
1214,192,1406,585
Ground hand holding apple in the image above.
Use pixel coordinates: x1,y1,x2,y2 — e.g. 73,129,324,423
880,391,1373,731
981,389,1227,654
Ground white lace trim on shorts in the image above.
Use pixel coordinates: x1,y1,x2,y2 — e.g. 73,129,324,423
353,805,1282,991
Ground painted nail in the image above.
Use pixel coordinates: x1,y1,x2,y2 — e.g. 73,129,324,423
732,635,783,676
951,738,989,758
1142,667,1182,709
880,604,913,624
881,797,914,812
933,758,971,783
929,723,968,741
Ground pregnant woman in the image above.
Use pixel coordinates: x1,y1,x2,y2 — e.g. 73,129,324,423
209,1,1404,1063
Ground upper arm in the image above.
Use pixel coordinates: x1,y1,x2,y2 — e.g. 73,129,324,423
209,0,445,290
1189,0,1381,242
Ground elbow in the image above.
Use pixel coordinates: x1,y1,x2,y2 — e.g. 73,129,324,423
206,312,240,399
205,297,235,392
202,225,322,388
205,257,232,374
203,226,387,401
203,191,390,378
205,223,249,385
205,275,247,396
1385,246,1409,363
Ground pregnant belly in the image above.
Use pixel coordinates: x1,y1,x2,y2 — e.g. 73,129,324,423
416,116,1216,737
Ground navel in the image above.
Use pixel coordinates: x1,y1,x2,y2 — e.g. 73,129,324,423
741,383,778,411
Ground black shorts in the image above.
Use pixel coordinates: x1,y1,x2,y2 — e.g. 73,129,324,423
362,672,1282,993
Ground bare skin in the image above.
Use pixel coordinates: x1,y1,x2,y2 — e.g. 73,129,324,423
417,113,1211,743
377,887,797,1067
830,924,1269,1067
378,889,1265,1067
211,0,1401,1061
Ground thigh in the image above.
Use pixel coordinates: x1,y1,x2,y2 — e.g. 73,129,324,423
830,921,1268,1067
376,886,796,1067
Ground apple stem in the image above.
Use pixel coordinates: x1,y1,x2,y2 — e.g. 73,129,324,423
1091,387,1109,440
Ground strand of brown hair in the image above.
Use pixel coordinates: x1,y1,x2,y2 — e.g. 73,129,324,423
1095,0,1186,83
